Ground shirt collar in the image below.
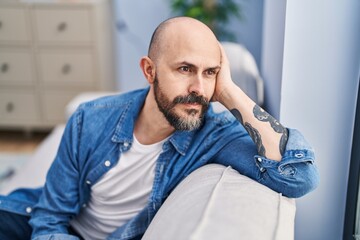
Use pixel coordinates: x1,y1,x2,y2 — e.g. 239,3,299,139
111,88,149,144
169,130,197,156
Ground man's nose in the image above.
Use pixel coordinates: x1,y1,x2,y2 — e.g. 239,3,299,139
188,75,205,96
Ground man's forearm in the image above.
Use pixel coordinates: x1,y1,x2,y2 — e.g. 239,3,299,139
219,85,288,161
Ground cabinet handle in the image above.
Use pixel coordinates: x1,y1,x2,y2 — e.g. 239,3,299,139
62,64,71,74
0,21,2,29
6,102,14,113
57,22,67,32
1,63,9,73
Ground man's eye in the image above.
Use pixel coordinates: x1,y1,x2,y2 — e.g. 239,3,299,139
179,66,190,72
206,69,216,75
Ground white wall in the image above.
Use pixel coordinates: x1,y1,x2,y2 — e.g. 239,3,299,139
230,0,264,69
260,0,286,118
279,1,360,239
112,0,264,92
112,0,171,91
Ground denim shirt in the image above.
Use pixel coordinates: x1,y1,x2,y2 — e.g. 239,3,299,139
0,88,319,240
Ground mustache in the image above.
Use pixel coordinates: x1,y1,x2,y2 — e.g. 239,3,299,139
173,93,209,106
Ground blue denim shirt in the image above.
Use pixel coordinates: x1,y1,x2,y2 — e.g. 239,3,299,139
0,88,319,240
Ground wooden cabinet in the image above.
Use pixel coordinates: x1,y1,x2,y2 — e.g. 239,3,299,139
0,0,115,130
34,8,93,43
0,7,30,43
0,90,40,125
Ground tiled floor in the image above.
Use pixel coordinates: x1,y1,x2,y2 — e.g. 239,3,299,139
0,130,50,153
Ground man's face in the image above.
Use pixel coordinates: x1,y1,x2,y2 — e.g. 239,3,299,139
153,74,209,131
148,18,221,131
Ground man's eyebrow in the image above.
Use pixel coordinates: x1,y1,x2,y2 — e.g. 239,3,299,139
208,66,221,70
176,61,196,68
176,61,220,70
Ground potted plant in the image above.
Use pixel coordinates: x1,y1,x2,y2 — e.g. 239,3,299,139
170,0,242,41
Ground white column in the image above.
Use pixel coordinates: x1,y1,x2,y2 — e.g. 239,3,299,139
280,0,360,239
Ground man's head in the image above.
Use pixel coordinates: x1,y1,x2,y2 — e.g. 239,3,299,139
140,17,221,131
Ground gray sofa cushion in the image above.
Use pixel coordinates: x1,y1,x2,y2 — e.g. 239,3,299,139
143,164,296,240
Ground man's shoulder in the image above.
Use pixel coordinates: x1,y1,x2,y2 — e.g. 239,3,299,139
205,103,238,126
68,88,148,138
195,104,248,145
77,88,148,111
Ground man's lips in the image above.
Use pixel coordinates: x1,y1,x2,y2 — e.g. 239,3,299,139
182,103,202,108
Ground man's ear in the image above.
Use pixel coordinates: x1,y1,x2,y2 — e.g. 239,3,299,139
140,56,156,84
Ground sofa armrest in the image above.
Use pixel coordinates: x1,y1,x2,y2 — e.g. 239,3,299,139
0,125,66,195
143,164,296,240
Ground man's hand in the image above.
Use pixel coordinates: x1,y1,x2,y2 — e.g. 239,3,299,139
211,43,238,104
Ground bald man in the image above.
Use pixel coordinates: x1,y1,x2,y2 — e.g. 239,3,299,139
0,17,319,240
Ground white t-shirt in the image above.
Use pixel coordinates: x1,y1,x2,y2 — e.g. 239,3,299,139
70,135,167,239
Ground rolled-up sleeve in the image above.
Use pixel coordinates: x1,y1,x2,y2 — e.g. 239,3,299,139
212,128,320,198
254,129,319,198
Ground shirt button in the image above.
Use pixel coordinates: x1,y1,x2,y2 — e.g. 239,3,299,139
86,180,91,185
26,207,32,214
124,142,129,147
295,152,304,158
257,157,262,162
104,160,111,167
82,203,87,208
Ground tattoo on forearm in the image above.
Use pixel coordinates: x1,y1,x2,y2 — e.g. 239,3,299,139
230,109,243,124
230,106,288,157
253,105,284,133
279,129,289,155
231,108,266,156
253,105,288,155
244,122,266,156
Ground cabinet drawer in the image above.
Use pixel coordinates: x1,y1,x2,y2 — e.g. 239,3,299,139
39,51,95,86
42,91,83,123
0,50,34,85
0,8,30,42
34,8,92,43
0,91,39,124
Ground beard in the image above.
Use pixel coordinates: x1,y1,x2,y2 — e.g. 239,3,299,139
153,75,209,131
